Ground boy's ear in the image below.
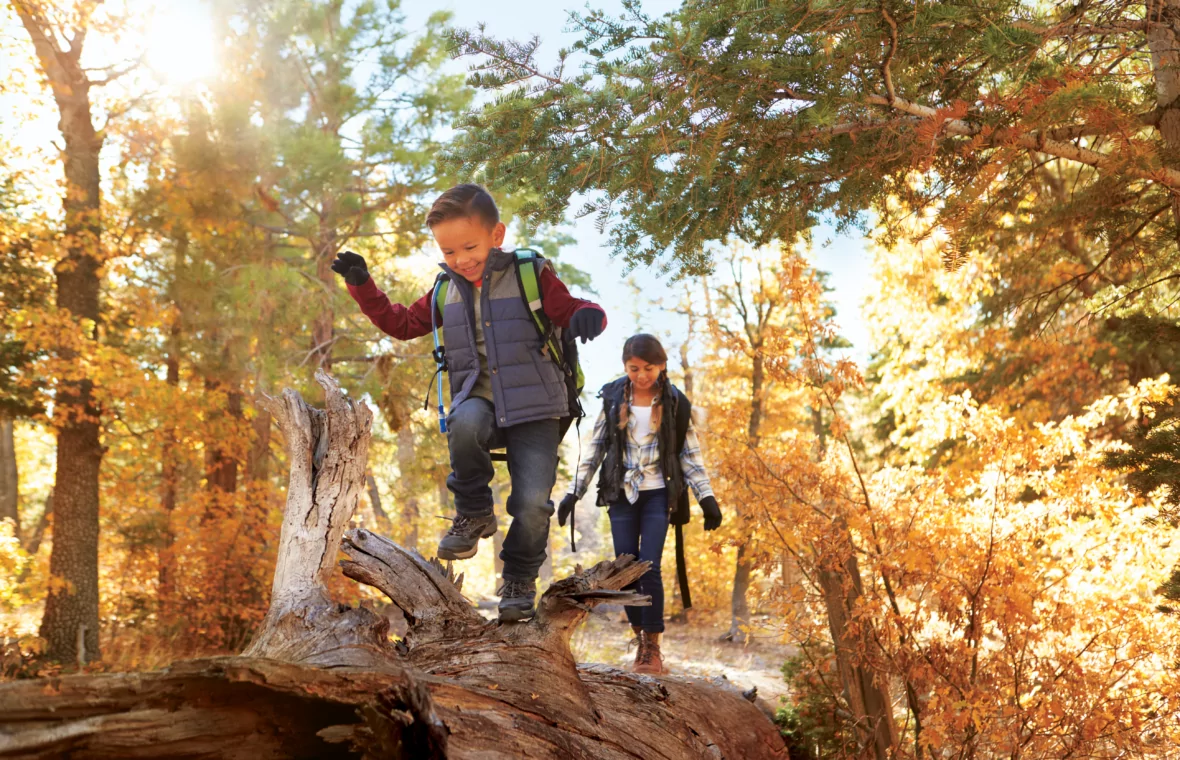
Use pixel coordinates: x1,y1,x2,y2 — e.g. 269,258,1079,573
491,222,507,247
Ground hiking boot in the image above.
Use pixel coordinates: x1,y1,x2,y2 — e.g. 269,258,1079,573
628,625,647,671
437,513,498,560
633,632,664,675
497,578,536,622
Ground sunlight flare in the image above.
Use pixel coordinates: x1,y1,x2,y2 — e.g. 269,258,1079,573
145,5,216,84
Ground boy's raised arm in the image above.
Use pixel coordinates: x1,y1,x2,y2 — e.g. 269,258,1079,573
347,278,435,341
539,267,607,332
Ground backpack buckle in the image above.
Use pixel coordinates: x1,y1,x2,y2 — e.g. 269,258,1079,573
432,346,448,370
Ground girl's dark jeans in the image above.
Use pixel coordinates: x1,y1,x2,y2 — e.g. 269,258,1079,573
608,488,669,633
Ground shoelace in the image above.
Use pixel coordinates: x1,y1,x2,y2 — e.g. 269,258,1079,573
629,634,650,664
497,580,533,599
448,515,482,537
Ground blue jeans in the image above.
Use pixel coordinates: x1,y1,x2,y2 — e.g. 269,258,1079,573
446,397,558,582
609,488,669,633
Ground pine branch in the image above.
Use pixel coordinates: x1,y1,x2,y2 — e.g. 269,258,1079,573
863,94,1180,187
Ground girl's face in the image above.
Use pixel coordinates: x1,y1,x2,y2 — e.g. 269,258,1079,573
625,358,665,391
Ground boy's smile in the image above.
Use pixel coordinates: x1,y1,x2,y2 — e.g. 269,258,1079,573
432,216,507,284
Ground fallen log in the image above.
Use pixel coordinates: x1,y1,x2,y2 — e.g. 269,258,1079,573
0,372,786,759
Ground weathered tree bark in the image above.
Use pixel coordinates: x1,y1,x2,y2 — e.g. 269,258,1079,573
16,2,107,664
0,415,17,540
0,372,785,759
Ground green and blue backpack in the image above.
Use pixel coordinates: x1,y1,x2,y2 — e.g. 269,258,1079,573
427,249,585,437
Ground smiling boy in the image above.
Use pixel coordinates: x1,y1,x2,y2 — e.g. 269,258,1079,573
332,184,606,621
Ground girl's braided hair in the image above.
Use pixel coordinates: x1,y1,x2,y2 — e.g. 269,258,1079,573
619,334,669,431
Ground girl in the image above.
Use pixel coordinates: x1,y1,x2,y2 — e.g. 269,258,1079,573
557,334,722,674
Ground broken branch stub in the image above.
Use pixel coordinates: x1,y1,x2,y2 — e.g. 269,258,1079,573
243,371,386,665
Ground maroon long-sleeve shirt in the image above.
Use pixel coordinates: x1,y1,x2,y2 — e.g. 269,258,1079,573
347,267,606,340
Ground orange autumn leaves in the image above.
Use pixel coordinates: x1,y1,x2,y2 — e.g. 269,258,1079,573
688,240,1180,756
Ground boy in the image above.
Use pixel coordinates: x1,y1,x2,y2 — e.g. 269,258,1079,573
332,184,606,621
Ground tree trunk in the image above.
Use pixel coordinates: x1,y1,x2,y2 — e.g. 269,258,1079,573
20,490,52,559
158,319,181,613
310,225,337,373
816,528,898,760
203,378,243,500
724,544,754,643
246,405,273,485
366,472,390,528
1148,2,1180,231
0,372,786,759
16,5,106,665
726,350,763,640
0,415,18,541
808,407,898,757
396,425,419,546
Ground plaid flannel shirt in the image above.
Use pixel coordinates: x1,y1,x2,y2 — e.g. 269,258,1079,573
570,405,715,505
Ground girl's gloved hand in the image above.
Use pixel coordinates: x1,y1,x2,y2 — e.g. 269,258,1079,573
557,493,578,527
699,496,722,531
331,251,369,286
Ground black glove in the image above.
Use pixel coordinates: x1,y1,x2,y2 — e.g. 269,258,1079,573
700,496,722,531
568,307,604,344
557,493,578,527
331,250,369,286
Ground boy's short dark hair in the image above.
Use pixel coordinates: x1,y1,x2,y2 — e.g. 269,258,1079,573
426,184,500,229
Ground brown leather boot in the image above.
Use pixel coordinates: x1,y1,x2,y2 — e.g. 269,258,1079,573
633,632,664,675
629,625,647,672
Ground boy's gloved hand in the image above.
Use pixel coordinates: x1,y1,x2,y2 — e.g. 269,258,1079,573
568,307,604,344
331,250,369,286
557,493,578,527
700,496,722,531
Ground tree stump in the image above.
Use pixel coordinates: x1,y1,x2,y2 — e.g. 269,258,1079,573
0,372,786,759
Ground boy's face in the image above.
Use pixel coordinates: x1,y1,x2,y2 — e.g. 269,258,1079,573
432,215,506,284
625,359,665,392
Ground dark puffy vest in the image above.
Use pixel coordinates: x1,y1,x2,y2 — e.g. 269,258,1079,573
440,249,570,427
595,376,693,525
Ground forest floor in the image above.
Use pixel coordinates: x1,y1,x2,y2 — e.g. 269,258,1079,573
569,608,795,705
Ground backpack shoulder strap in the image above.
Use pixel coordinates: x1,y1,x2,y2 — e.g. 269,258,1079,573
674,387,692,449
512,248,557,350
431,274,449,345
514,249,544,314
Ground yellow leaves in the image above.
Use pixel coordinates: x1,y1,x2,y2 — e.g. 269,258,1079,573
44,574,75,597
0,520,30,608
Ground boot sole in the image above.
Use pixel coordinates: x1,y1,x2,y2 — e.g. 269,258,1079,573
436,521,498,560
498,606,535,623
